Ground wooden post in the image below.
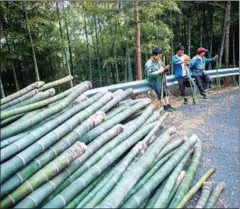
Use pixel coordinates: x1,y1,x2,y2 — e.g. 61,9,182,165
225,1,231,68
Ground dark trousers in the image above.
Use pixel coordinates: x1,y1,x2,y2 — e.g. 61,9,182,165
176,77,189,97
150,79,168,100
194,76,206,96
202,74,212,90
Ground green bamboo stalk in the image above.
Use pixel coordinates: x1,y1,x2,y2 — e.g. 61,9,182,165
1,82,90,121
0,132,29,149
143,111,160,126
39,75,73,91
0,109,106,195
1,82,91,139
1,142,87,208
50,106,154,197
1,89,38,110
1,94,104,164
119,98,147,106
80,99,152,143
145,181,167,208
43,123,156,208
169,138,202,208
195,181,212,208
205,181,225,208
1,113,25,126
9,88,56,109
106,105,129,120
14,124,124,208
166,171,186,207
122,138,184,201
65,173,105,209
82,120,164,208
0,81,44,105
100,88,133,112
153,153,191,208
97,127,177,208
111,135,198,209
175,168,216,208
138,197,150,208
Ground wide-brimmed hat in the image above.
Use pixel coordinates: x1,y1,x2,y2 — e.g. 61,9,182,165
197,47,208,54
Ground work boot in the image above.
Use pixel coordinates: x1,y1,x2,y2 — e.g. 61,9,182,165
202,94,207,99
167,104,176,111
183,98,188,105
164,105,173,112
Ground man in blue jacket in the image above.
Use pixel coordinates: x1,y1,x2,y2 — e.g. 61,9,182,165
145,48,175,112
172,46,190,104
189,48,218,99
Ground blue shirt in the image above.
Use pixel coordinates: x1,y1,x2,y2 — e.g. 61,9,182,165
172,54,189,78
189,55,215,76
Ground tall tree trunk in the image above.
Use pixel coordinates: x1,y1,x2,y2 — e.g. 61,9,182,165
225,1,231,68
208,6,214,70
11,62,19,91
200,15,203,46
114,45,120,83
170,11,174,74
93,15,102,87
83,10,92,82
125,20,133,82
188,17,191,56
134,0,142,80
25,10,40,81
219,12,227,69
232,28,236,67
56,2,73,87
64,11,74,83
0,74,5,98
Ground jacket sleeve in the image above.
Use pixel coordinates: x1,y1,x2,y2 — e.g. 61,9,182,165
172,56,182,64
145,62,158,79
204,57,216,64
188,57,197,69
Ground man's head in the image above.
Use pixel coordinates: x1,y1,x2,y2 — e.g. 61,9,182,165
197,47,208,57
152,48,162,61
176,46,184,56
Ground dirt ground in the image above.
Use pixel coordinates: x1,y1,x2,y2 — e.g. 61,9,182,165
162,86,239,208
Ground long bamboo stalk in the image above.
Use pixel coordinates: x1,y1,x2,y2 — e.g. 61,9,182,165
143,111,160,126
205,181,225,208
1,113,25,126
175,168,216,208
43,123,156,208
0,82,91,139
106,105,129,120
195,181,212,208
80,99,151,143
1,142,87,208
9,88,56,109
0,92,104,165
153,154,191,208
0,132,29,149
1,89,38,110
100,88,133,112
169,139,202,208
15,125,123,208
97,127,177,208
0,81,44,105
111,135,198,209
39,75,73,91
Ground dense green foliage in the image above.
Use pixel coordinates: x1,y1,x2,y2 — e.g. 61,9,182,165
0,1,239,96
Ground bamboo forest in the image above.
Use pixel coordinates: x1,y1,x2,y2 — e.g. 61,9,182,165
0,1,239,209
0,1,239,95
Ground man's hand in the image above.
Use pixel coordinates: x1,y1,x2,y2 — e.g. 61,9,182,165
214,55,219,60
163,65,169,72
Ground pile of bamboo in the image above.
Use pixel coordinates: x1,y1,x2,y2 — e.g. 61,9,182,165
0,76,225,209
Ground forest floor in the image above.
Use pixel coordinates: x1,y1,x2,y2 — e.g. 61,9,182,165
162,86,239,208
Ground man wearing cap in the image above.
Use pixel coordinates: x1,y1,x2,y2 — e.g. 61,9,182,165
145,48,175,112
172,46,190,104
189,47,218,99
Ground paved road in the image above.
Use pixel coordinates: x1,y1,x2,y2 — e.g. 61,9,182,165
165,88,239,208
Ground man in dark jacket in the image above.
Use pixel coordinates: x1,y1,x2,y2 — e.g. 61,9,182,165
145,48,175,112
189,48,218,99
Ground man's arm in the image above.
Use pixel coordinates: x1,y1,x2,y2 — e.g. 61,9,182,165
188,57,197,68
204,55,218,64
172,56,182,64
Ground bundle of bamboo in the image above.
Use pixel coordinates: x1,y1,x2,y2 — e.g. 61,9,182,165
0,78,226,209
